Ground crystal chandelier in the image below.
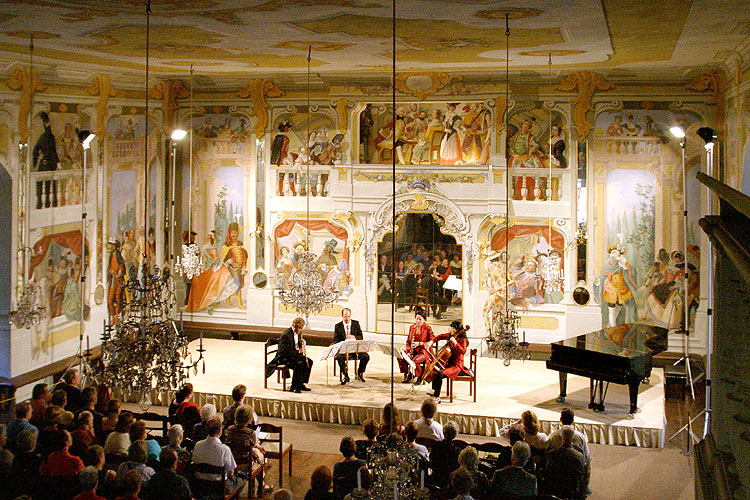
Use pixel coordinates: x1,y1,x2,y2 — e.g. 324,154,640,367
177,242,202,279
10,283,46,329
277,46,340,319
368,442,429,500
98,0,204,410
10,36,47,329
537,252,563,293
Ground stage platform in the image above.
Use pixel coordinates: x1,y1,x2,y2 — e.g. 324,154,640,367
165,338,666,448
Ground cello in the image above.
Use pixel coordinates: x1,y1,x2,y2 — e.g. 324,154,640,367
423,325,469,383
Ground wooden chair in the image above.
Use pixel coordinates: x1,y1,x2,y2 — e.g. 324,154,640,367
230,443,265,498
446,348,477,403
133,411,169,441
415,436,437,451
475,441,508,475
332,354,358,378
256,422,292,487
191,462,242,500
410,286,432,317
264,338,290,392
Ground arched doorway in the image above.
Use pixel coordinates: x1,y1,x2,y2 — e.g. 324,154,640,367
376,212,463,332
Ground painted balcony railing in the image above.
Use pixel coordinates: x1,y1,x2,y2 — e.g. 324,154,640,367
109,139,144,162
273,165,331,197
30,170,91,210
195,137,248,156
592,136,666,157
508,168,566,202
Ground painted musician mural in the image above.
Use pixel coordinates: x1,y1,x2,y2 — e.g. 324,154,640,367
397,308,434,384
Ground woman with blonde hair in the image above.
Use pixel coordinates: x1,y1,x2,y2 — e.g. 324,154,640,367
520,410,548,453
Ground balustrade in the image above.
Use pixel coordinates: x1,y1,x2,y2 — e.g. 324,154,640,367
109,139,143,161
509,168,564,202
274,165,330,197
593,136,664,157
31,170,91,210
195,137,247,155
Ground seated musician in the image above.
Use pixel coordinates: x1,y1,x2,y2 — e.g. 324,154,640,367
398,308,434,384
427,320,470,404
333,308,369,385
266,316,313,393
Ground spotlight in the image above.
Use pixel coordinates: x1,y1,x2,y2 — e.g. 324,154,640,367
76,129,95,150
171,129,187,141
669,126,685,139
697,127,715,145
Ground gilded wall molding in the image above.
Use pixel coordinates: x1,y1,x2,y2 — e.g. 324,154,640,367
555,71,614,140
86,75,117,140
393,72,461,101
5,66,46,140
686,69,726,138
149,79,190,132
237,79,285,137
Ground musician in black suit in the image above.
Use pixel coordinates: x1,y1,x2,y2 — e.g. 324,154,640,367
269,316,313,393
333,308,369,384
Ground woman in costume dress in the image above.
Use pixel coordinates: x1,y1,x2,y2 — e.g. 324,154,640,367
427,320,470,404
440,115,464,165
397,308,434,384
185,230,238,312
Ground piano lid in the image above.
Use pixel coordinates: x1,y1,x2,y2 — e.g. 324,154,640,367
552,323,668,359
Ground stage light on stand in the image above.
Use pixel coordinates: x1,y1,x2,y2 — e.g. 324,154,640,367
670,126,686,139
171,128,187,141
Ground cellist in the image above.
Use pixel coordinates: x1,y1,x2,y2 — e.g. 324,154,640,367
427,320,470,404
398,307,434,384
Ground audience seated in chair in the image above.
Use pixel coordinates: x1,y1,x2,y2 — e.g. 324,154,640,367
354,418,378,461
547,407,590,495
70,411,98,458
405,421,429,463
0,424,13,472
30,383,50,428
332,437,366,500
114,469,143,500
101,399,121,436
415,397,444,441
541,426,586,500
77,386,104,439
429,421,460,488
169,384,201,437
452,446,488,500
10,428,42,498
6,402,37,453
490,441,537,498
82,445,117,500
51,390,76,428
223,384,260,428
141,448,192,500
72,465,106,500
104,413,134,457
449,467,475,500
40,429,84,478
116,441,155,487
160,424,191,472
225,405,269,491
192,416,245,496
129,420,160,464
305,464,335,500
377,402,405,440
192,403,217,443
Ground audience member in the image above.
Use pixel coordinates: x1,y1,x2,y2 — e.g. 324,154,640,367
37,404,65,457
305,464,335,500
192,416,244,495
491,441,537,498
6,402,37,452
82,445,117,500
30,383,50,427
415,398,443,441
101,399,121,435
223,384,259,427
449,467,474,500
332,437,366,500
342,466,372,500
169,384,200,434
104,412,134,456
70,411,98,457
541,425,586,500
192,403,216,442
116,441,155,486
78,387,104,437
51,389,75,427
0,424,13,470
454,446,488,500
10,429,41,498
273,488,294,500
493,425,523,470
114,469,143,500
378,402,405,439
225,405,269,490
355,418,378,461
72,465,106,500
547,407,590,492
520,410,548,454
40,429,84,477
59,369,84,413
141,448,192,500
161,424,191,471
429,421,460,488
129,420,160,462
404,421,429,462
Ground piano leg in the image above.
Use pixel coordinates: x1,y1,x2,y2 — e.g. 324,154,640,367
589,379,606,412
628,379,640,414
556,372,568,404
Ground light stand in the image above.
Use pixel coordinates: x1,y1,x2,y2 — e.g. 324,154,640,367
169,129,186,279
76,130,95,381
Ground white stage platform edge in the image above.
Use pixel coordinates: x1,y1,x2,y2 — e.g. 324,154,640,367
144,339,666,448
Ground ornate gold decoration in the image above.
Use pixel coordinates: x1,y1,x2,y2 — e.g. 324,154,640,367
87,74,116,140
335,98,349,133
555,71,614,139
274,40,353,51
411,193,429,210
687,69,726,138
149,79,190,131
393,72,461,101
237,78,285,137
5,66,46,140
494,96,507,134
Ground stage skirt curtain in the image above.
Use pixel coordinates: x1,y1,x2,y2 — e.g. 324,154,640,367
273,219,349,264
114,389,663,449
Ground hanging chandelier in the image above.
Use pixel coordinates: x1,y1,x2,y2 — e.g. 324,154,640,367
10,35,47,330
277,46,340,320
98,0,204,410
176,66,203,281
537,252,563,293
483,14,529,366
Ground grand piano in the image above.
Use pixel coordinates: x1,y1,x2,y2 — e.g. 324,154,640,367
546,323,668,414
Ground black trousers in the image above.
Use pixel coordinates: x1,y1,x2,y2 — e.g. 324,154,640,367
335,352,370,376
290,356,313,388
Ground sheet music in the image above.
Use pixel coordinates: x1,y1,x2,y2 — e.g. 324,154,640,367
376,342,416,370
318,339,379,361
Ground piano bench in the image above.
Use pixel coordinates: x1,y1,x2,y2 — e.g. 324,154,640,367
664,365,688,400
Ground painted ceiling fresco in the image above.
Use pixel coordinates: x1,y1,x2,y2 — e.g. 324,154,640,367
0,0,747,87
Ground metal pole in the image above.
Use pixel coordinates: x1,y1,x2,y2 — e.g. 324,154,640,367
679,139,695,400
703,140,715,437
79,141,88,375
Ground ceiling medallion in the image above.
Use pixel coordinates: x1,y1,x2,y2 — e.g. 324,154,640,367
393,72,461,101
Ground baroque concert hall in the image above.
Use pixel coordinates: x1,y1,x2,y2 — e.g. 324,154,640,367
0,1,749,500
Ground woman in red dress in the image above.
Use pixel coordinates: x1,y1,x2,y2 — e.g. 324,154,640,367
428,320,470,403
397,308,434,384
